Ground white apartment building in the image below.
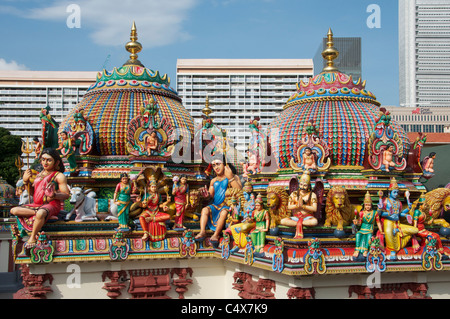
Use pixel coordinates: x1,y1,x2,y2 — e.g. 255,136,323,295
176,59,314,154
0,70,96,160
386,105,450,133
399,0,450,108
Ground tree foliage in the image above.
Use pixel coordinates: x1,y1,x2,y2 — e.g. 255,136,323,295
0,127,23,186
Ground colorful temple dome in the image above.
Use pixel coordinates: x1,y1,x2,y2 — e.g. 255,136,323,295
268,29,410,170
59,23,195,156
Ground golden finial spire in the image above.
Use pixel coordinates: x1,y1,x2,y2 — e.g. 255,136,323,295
321,28,339,73
123,21,144,67
202,96,213,117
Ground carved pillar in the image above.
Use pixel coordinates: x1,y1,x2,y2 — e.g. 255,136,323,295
171,268,193,299
13,264,53,299
287,287,316,299
102,270,128,299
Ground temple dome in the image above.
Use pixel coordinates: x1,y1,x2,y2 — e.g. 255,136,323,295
268,29,409,170
59,23,195,156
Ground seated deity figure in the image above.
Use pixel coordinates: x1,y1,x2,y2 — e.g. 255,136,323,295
301,147,317,172
225,195,242,229
382,144,396,172
281,171,318,239
195,158,242,243
10,148,70,248
145,131,158,155
422,152,436,175
377,178,419,259
412,194,449,259
138,176,171,242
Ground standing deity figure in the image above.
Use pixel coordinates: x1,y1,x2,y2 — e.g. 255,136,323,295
249,194,270,256
352,192,383,260
138,176,171,242
377,178,419,259
412,194,449,259
113,173,134,231
281,171,318,239
10,148,70,248
172,175,189,230
56,131,77,174
195,158,242,243
33,137,42,160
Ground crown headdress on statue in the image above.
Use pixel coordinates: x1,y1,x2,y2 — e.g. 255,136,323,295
418,194,426,203
255,194,264,205
364,191,372,205
388,177,399,191
148,175,157,186
243,181,253,193
299,170,311,184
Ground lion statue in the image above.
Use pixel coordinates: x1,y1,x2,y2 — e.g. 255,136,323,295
419,188,450,228
324,186,358,230
266,186,290,229
184,189,201,221
225,187,245,209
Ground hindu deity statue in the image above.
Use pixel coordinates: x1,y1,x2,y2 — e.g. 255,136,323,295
33,137,42,160
242,181,255,217
138,176,171,242
281,171,318,239
412,194,449,259
113,173,135,231
195,158,242,243
421,152,436,177
229,193,255,253
377,178,419,259
249,194,270,257
172,175,189,230
301,147,318,172
352,192,383,261
10,148,70,248
225,195,242,229
56,131,77,174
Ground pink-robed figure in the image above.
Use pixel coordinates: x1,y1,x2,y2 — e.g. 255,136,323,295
138,177,171,242
172,175,189,229
10,148,70,248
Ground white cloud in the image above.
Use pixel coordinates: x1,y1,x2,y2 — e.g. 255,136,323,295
0,58,28,71
11,0,199,47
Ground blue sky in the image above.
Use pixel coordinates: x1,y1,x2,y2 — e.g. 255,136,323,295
0,0,399,105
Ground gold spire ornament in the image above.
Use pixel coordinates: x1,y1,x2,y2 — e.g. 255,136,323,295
321,28,339,73
123,21,144,67
202,96,213,117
